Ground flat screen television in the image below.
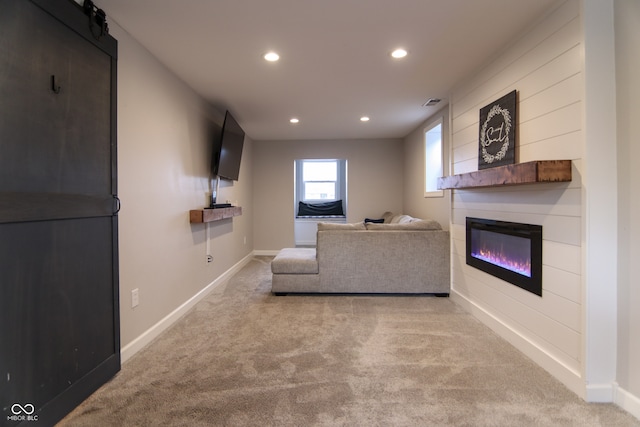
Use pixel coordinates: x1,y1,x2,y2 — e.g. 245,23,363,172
213,110,245,181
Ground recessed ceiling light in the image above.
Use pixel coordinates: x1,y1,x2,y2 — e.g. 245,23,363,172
360,116,370,122
391,48,408,59
264,51,280,62
290,118,299,124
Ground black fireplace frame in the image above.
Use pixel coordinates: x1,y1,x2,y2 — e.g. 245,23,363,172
466,217,542,296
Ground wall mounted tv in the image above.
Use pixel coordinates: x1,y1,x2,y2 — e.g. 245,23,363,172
212,110,245,181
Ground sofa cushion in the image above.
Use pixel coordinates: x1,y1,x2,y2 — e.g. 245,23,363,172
271,248,319,274
365,220,442,231
317,222,366,231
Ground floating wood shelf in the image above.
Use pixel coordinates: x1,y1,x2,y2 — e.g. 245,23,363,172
189,206,242,223
437,160,572,190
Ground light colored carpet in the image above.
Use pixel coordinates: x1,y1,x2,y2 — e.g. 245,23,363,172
59,257,639,426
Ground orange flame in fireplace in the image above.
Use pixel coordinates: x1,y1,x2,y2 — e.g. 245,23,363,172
473,248,532,277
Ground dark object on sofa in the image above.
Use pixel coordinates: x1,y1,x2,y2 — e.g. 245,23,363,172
364,218,384,223
298,200,344,216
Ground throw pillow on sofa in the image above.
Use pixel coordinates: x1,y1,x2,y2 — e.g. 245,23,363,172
381,211,395,223
390,214,414,224
381,211,419,224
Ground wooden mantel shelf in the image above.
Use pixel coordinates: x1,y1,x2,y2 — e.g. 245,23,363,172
437,160,572,190
190,206,242,223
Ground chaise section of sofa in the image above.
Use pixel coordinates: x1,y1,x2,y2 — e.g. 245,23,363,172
271,248,320,293
271,215,450,295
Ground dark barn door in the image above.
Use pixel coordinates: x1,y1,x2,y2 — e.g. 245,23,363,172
0,1,119,425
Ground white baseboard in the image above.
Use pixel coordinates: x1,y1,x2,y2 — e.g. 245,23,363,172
443,290,640,421
615,383,640,421
586,383,615,402
450,289,585,399
120,252,255,363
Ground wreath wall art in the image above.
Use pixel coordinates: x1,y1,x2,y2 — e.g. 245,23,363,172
478,90,517,170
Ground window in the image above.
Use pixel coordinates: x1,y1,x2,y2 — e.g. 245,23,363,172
302,160,337,200
424,119,444,197
295,159,347,214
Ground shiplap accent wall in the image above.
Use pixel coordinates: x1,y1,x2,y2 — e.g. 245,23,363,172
448,0,585,393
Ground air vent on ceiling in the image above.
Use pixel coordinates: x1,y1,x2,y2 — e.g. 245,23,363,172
422,98,441,107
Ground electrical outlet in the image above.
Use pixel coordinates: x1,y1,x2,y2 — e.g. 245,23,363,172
131,288,139,308
207,255,213,263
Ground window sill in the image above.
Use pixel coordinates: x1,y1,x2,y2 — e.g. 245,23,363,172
296,215,346,219
424,190,444,198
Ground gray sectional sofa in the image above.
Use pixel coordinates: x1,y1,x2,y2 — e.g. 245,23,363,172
271,213,450,295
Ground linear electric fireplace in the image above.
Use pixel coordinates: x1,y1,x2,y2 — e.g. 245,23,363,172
466,217,542,296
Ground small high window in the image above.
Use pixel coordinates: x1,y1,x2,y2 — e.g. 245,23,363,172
424,119,444,198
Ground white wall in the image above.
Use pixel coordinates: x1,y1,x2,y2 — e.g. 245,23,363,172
615,0,640,418
448,0,587,395
253,139,403,251
110,21,253,356
402,107,451,230
582,0,619,402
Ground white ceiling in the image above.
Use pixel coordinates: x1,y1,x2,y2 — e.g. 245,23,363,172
97,0,559,141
